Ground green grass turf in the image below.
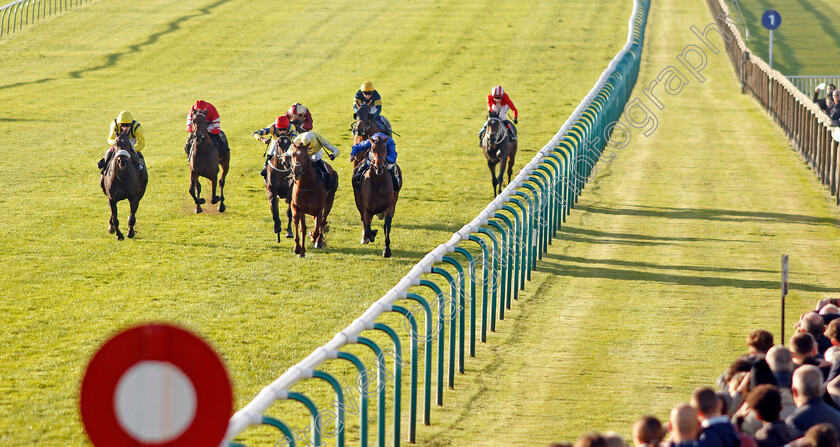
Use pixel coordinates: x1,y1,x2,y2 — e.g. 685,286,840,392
418,0,840,444
0,0,632,445
731,0,840,75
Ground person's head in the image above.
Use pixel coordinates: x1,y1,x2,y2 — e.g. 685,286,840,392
804,423,839,447
193,100,208,111
827,320,840,346
747,329,775,354
829,84,837,96
603,432,627,447
275,115,290,132
361,81,375,98
832,90,840,103
492,85,504,102
669,403,700,442
790,332,818,361
691,387,720,419
766,345,794,372
116,111,134,132
632,415,663,447
724,356,753,384
575,433,609,447
801,312,826,338
288,103,307,119
745,384,782,423
820,304,840,316
826,346,840,364
792,365,824,406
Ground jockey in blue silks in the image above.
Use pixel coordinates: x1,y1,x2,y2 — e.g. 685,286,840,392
350,132,399,189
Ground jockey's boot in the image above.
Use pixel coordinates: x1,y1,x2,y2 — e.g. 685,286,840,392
210,132,230,159
314,160,330,189
131,151,144,171
478,123,487,144
260,155,271,178
389,165,400,191
506,122,517,142
184,134,194,157
98,150,114,173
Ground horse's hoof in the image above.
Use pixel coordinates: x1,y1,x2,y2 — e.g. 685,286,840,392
108,225,115,234
361,237,369,245
370,229,378,243
285,231,293,239
294,245,302,255
384,247,392,258
276,233,281,243
195,207,203,214
127,229,135,239
298,252,306,258
211,196,220,204
198,198,206,205
218,203,226,213
117,233,124,241
313,241,322,249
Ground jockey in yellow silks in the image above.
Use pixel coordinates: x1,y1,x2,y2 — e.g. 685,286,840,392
287,131,341,190
98,111,145,172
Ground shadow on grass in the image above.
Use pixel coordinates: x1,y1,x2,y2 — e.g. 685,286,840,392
544,253,777,274
560,226,757,244
539,261,840,293
577,204,840,227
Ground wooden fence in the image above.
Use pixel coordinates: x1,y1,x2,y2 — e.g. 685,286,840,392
706,0,840,205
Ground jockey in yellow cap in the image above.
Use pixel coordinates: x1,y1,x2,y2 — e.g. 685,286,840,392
353,81,392,135
287,131,341,190
98,111,145,173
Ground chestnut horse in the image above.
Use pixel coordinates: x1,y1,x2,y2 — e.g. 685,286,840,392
353,138,401,258
481,111,517,196
188,111,229,213
100,129,148,240
264,134,294,242
287,143,338,257
351,107,385,166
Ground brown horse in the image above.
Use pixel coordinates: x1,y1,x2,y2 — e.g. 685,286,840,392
100,129,148,240
353,138,401,258
264,134,294,242
287,144,338,257
188,111,229,213
481,111,517,196
351,107,385,165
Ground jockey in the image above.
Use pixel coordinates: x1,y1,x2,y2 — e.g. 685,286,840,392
287,131,340,191
253,115,296,178
479,85,518,143
184,100,231,159
98,111,145,173
353,81,391,135
350,132,400,190
284,103,313,133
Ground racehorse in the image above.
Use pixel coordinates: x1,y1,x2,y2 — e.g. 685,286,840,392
353,138,401,258
481,111,517,196
100,129,148,240
287,143,338,257
264,134,294,242
188,111,229,213
352,106,385,166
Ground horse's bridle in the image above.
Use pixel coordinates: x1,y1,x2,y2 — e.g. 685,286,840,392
267,136,293,175
192,111,208,141
484,117,508,146
291,146,311,181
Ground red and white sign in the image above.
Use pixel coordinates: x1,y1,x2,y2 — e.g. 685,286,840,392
80,323,233,446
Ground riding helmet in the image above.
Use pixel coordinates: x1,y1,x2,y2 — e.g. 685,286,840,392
361,81,375,92
117,111,134,124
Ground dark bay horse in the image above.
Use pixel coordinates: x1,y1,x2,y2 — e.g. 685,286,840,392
188,111,229,213
288,144,337,257
352,107,385,166
481,111,517,196
264,134,294,242
100,130,148,240
353,138,401,258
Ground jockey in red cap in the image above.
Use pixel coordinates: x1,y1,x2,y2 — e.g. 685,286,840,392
253,115,296,178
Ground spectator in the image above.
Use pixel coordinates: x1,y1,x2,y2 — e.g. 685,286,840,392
803,423,840,447
576,433,610,447
633,415,665,447
817,301,840,325
814,84,836,114
791,333,831,379
691,387,742,447
800,312,832,356
828,91,840,126
748,330,776,355
605,432,628,447
667,403,701,447
767,346,795,390
787,365,840,437
719,331,774,396
745,385,796,447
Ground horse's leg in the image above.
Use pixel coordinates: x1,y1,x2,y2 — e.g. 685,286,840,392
487,160,498,196
189,172,204,213
497,154,508,191
217,157,228,212
210,175,219,205
383,212,393,258
110,200,124,241
127,198,138,239
285,201,294,238
507,141,517,184
270,194,281,242
298,213,307,258
293,209,303,255
361,209,376,244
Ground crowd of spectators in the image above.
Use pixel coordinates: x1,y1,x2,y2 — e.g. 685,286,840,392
549,298,840,447
813,85,840,126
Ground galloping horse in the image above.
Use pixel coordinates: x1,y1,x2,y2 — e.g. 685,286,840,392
481,111,517,196
264,134,294,242
353,138,401,258
351,106,385,166
188,111,229,213
100,129,148,240
287,143,338,257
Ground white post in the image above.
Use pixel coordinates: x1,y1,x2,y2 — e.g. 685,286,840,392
769,29,773,70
